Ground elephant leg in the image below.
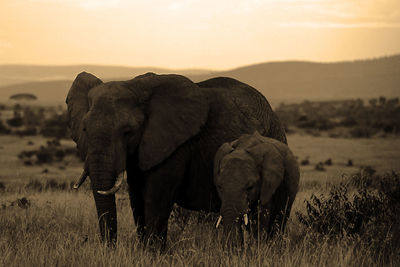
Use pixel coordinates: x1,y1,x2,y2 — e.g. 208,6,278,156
259,203,273,241
266,182,292,238
142,169,184,251
126,165,146,242
143,197,174,251
127,180,145,242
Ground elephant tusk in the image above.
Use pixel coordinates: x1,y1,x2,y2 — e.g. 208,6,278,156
73,169,88,190
243,214,249,226
215,215,222,229
97,171,125,195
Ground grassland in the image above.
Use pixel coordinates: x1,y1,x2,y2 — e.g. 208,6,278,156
1,134,399,266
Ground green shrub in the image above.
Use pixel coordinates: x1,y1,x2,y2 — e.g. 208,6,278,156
0,120,11,134
25,179,43,192
297,172,400,249
349,126,376,138
36,147,53,164
15,126,37,136
41,114,68,138
7,116,23,127
45,179,68,191
54,149,66,161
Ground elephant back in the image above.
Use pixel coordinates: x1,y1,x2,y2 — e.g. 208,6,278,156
197,77,287,144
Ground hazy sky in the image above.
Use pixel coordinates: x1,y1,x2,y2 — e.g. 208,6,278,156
1,0,400,69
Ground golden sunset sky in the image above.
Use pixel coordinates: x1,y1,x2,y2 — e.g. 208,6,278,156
1,0,399,69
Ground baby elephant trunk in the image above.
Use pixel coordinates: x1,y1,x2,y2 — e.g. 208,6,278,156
220,201,249,248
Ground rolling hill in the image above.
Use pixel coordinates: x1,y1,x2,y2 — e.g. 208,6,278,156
201,55,400,103
1,55,399,105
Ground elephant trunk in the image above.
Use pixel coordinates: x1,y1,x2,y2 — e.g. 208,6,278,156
93,190,117,245
220,203,244,247
89,162,118,245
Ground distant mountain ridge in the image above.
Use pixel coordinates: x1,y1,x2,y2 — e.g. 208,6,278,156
0,65,212,87
1,55,399,105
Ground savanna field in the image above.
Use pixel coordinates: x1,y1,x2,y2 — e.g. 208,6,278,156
0,98,400,266
1,100,400,266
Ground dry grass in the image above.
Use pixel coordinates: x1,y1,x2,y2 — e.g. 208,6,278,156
1,190,397,266
1,135,400,266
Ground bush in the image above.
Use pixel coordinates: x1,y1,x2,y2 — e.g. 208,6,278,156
0,120,11,134
18,142,79,165
275,97,400,137
45,179,68,191
297,172,400,248
0,182,5,191
25,179,43,192
18,150,36,159
41,114,68,138
54,149,66,161
15,126,37,136
349,126,376,138
340,116,357,127
7,117,23,127
36,147,53,164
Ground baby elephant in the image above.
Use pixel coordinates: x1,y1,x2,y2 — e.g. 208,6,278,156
214,131,299,244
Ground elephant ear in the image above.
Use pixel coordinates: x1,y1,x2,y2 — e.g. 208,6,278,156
246,144,284,207
137,75,209,170
213,142,234,179
66,72,103,159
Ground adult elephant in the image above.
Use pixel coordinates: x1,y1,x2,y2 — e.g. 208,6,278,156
66,72,286,249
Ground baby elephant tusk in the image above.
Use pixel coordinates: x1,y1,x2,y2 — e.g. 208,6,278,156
243,214,249,226
97,171,125,195
215,215,222,229
73,170,88,190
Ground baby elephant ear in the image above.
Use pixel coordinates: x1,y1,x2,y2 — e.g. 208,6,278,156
247,144,284,207
214,143,234,178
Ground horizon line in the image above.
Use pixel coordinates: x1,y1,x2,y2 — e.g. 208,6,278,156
0,53,399,72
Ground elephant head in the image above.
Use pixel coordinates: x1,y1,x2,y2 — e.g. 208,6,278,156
214,131,299,245
66,72,209,243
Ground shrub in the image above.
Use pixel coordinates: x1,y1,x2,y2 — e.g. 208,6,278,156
340,116,357,127
15,126,37,136
314,162,325,171
300,158,310,166
297,172,400,248
18,142,79,165
45,179,68,191
36,147,53,164
349,126,375,138
0,182,5,191
17,197,31,209
54,149,66,161
0,120,11,134
41,114,68,138
18,150,36,159
7,116,23,127
25,179,43,192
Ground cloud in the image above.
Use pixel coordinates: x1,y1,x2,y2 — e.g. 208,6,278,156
271,0,400,28
28,0,122,9
279,21,400,29
23,0,400,28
